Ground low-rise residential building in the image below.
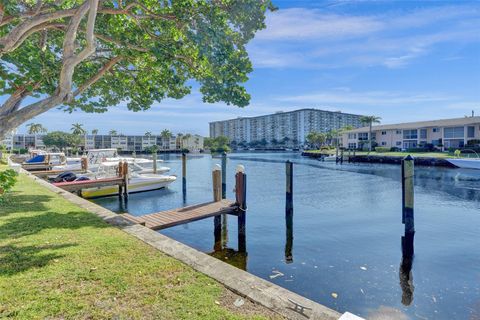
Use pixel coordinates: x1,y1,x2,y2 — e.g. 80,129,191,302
7,133,203,152
342,116,480,150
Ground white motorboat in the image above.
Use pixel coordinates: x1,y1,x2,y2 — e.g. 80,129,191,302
53,161,176,198
446,158,480,170
56,149,165,172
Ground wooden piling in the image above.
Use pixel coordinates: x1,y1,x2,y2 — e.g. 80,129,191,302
235,165,247,253
118,161,124,197
402,155,415,233
182,153,187,195
220,152,228,245
153,152,157,174
340,149,344,164
81,156,88,171
212,165,222,250
335,147,339,163
123,161,129,199
286,161,293,211
221,152,227,199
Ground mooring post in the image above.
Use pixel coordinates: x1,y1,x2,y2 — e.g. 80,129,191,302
182,153,187,195
402,155,415,234
118,161,124,198
235,165,247,253
400,230,415,306
286,160,293,212
81,156,88,172
221,152,228,244
340,148,344,164
221,152,227,199
212,164,222,250
152,151,157,174
335,147,339,163
123,161,129,199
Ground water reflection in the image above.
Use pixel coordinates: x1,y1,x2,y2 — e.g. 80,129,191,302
285,207,294,264
211,214,248,270
399,231,415,306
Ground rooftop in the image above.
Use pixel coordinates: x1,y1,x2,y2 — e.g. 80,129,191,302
347,116,480,133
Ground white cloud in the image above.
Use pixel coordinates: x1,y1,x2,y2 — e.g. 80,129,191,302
249,5,480,69
256,8,383,41
276,89,455,105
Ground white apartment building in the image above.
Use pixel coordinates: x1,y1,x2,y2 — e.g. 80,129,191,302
209,108,364,147
342,116,480,150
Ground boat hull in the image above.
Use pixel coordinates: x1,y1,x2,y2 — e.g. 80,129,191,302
446,159,480,170
81,176,176,198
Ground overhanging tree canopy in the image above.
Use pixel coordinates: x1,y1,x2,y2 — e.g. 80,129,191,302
0,0,275,138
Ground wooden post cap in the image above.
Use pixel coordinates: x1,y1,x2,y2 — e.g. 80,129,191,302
236,164,245,173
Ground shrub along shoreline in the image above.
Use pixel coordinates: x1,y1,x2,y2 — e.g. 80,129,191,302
0,166,280,319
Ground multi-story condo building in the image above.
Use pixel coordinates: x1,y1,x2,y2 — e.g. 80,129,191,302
342,116,480,150
7,133,204,152
209,108,364,147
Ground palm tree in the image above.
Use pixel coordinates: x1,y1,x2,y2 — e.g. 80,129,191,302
26,123,47,134
160,129,172,139
145,131,152,137
91,129,99,135
71,123,86,135
360,116,382,151
109,129,118,136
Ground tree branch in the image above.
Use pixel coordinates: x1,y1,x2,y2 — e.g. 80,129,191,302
73,56,123,97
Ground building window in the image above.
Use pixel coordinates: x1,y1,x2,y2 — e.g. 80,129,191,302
433,128,439,133
348,133,356,139
381,141,387,146
396,141,402,146
467,126,475,138
381,131,387,135
358,133,368,140
420,129,427,139
444,127,464,139
348,143,357,149
403,129,418,140
396,130,402,135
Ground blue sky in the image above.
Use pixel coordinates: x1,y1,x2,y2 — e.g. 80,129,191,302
12,0,480,135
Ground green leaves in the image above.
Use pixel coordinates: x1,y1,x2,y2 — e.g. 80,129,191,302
0,169,18,200
0,0,273,119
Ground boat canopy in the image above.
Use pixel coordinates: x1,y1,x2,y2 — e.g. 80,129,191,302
26,155,45,163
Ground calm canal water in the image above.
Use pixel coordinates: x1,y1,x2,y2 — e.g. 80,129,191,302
93,152,480,319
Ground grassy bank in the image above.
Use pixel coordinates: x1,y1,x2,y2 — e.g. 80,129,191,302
0,168,278,319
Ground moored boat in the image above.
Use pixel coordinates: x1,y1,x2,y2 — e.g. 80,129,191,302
446,158,480,170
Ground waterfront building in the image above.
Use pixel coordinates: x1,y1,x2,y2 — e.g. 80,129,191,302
342,116,480,150
7,133,203,152
209,108,364,148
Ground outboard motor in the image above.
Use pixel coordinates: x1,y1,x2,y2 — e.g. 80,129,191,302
53,172,77,183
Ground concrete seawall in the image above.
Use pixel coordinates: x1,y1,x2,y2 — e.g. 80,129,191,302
302,152,455,167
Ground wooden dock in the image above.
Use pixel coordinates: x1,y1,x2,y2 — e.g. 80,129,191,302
32,169,87,178
122,199,238,230
52,176,126,192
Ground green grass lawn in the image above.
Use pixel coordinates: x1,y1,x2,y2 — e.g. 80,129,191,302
0,168,278,319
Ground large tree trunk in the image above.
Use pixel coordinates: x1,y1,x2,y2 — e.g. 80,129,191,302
0,95,64,139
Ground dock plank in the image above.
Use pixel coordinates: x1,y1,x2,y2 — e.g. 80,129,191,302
121,199,237,230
